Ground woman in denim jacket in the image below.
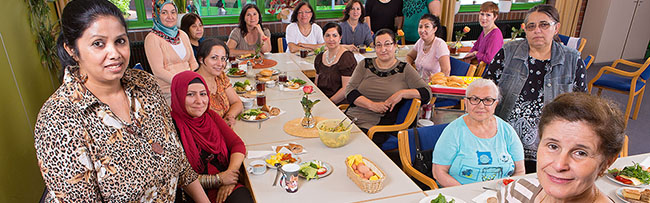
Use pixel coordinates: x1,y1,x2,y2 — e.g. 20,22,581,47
483,5,586,173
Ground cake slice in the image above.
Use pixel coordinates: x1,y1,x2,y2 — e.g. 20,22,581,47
623,188,641,200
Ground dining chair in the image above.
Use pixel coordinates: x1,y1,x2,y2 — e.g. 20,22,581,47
475,61,487,77
397,123,449,190
620,135,629,157
433,57,476,109
584,55,595,70
558,34,587,53
588,57,650,127
277,37,287,53
367,98,421,151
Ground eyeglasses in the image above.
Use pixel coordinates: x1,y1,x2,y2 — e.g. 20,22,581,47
466,96,497,106
525,21,557,31
375,42,394,49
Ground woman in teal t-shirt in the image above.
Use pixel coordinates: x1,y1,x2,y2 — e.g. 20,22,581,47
432,78,525,187
402,0,440,43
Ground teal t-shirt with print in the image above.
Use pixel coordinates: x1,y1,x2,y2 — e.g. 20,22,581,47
402,0,434,42
432,114,524,185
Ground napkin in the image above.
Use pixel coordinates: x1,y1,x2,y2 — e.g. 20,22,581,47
353,53,366,62
640,156,650,168
271,142,307,154
472,190,497,203
247,151,274,159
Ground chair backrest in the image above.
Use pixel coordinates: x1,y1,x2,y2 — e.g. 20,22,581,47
620,135,629,157
449,57,476,76
403,123,449,163
476,61,487,77
395,99,414,125
584,55,594,70
639,58,650,81
278,37,288,53
558,34,586,52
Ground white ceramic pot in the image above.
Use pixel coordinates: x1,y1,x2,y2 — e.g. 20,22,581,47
499,1,512,13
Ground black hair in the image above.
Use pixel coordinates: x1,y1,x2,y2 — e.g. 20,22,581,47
322,22,342,36
180,13,202,40
56,0,127,69
196,39,230,65
420,13,441,31
341,0,365,23
238,4,264,36
189,77,204,84
374,28,395,44
291,2,316,24
526,4,562,43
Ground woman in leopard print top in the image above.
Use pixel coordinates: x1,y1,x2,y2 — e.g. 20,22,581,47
33,0,209,201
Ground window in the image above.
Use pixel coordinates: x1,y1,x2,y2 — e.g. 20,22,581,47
125,0,344,29
458,0,545,13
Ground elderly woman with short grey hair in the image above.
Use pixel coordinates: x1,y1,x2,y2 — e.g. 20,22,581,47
432,78,525,187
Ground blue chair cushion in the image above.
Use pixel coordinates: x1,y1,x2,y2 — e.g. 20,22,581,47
593,73,646,92
406,124,449,162
434,98,459,107
449,57,470,76
395,99,413,125
380,136,398,151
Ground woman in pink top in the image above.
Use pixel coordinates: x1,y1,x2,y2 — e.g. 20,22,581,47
463,2,503,64
406,14,450,82
145,0,199,105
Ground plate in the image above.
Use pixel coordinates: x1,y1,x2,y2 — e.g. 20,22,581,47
606,173,648,188
265,153,301,169
298,161,333,179
270,68,280,75
419,194,466,203
227,73,246,78
239,111,270,122
616,187,650,203
295,52,315,57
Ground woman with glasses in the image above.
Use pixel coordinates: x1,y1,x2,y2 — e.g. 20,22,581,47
405,14,450,81
227,4,271,56
145,0,199,106
345,29,431,147
432,78,525,187
285,2,325,53
483,5,586,173
462,1,503,65
195,39,243,127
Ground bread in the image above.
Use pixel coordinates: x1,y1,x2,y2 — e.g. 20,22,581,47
275,143,304,154
269,107,281,116
259,69,273,77
641,189,650,202
623,188,641,200
257,76,271,82
261,104,271,112
487,197,497,203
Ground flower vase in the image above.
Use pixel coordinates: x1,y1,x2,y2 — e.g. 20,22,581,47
511,32,518,41
301,110,315,128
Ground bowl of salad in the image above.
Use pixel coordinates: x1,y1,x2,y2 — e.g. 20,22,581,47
316,119,352,148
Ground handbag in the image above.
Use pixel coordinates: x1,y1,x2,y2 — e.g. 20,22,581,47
411,128,434,179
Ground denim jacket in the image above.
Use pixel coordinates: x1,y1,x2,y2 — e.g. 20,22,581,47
494,39,585,119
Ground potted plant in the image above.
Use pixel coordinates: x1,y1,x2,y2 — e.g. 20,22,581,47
25,0,60,79
511,23,525,41
109,0,131,18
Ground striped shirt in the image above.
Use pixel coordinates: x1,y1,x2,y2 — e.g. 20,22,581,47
498,177,542,203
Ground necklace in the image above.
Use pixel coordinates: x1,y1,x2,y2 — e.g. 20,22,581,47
324,50,337,64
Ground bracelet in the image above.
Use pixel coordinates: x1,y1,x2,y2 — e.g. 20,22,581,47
215,174,222,186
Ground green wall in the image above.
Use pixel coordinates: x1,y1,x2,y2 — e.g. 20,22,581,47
0,0,59,201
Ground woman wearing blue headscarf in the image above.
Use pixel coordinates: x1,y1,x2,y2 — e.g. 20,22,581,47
145,0,199,106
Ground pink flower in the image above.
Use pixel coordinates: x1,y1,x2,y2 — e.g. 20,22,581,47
520,23,525,30
463,26,471,33
303,85,313,94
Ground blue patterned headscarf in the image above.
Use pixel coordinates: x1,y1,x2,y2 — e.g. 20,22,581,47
152,0,180,44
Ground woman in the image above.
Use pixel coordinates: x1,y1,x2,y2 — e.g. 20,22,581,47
483,5,587,173
34,0,209,201
314,23,357,105
463,2,503,64
339,0,373,47
145,0,199,105
365,0,403,34
402,0,441,44
345,29,431,147
432,79,525,187
406,14,450,81
498,92,625,202
285,2,325,53
196,39,243,126
180,13,205,57
227,4,271,56
171,71,253,203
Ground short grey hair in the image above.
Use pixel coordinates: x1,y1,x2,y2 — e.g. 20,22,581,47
465,78,500,100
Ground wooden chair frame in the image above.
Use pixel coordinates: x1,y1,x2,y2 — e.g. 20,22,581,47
397,130,439,189
475,61,486,77
367,99,421,140
585,55,595,70
277,38,285,53
588,58,650,127
577,38,587,53
620,135,629,157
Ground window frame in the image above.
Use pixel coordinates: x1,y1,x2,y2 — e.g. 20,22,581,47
457,0,546,13
126,0,346,29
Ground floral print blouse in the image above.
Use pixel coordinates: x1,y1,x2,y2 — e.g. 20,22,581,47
34,66,198,202
208,72,231,117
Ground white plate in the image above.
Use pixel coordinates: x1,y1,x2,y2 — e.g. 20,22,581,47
264,153,301,169
419,193,466,203
298,161,333,179
606,173,648,188
238,111,270,122
616,187,650,203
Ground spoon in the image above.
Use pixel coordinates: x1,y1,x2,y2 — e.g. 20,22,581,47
344,117,358,130
272,163,281,186
482,186,498,191
335,117,348,128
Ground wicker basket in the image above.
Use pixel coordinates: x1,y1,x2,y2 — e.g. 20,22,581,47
345,157,386,193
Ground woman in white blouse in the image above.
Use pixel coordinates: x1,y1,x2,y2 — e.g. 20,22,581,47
285,1,325,53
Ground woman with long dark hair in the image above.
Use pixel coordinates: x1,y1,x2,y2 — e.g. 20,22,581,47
226,4,271,56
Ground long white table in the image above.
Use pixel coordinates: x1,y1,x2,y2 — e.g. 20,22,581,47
423,153,650,203
231,52,424,202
